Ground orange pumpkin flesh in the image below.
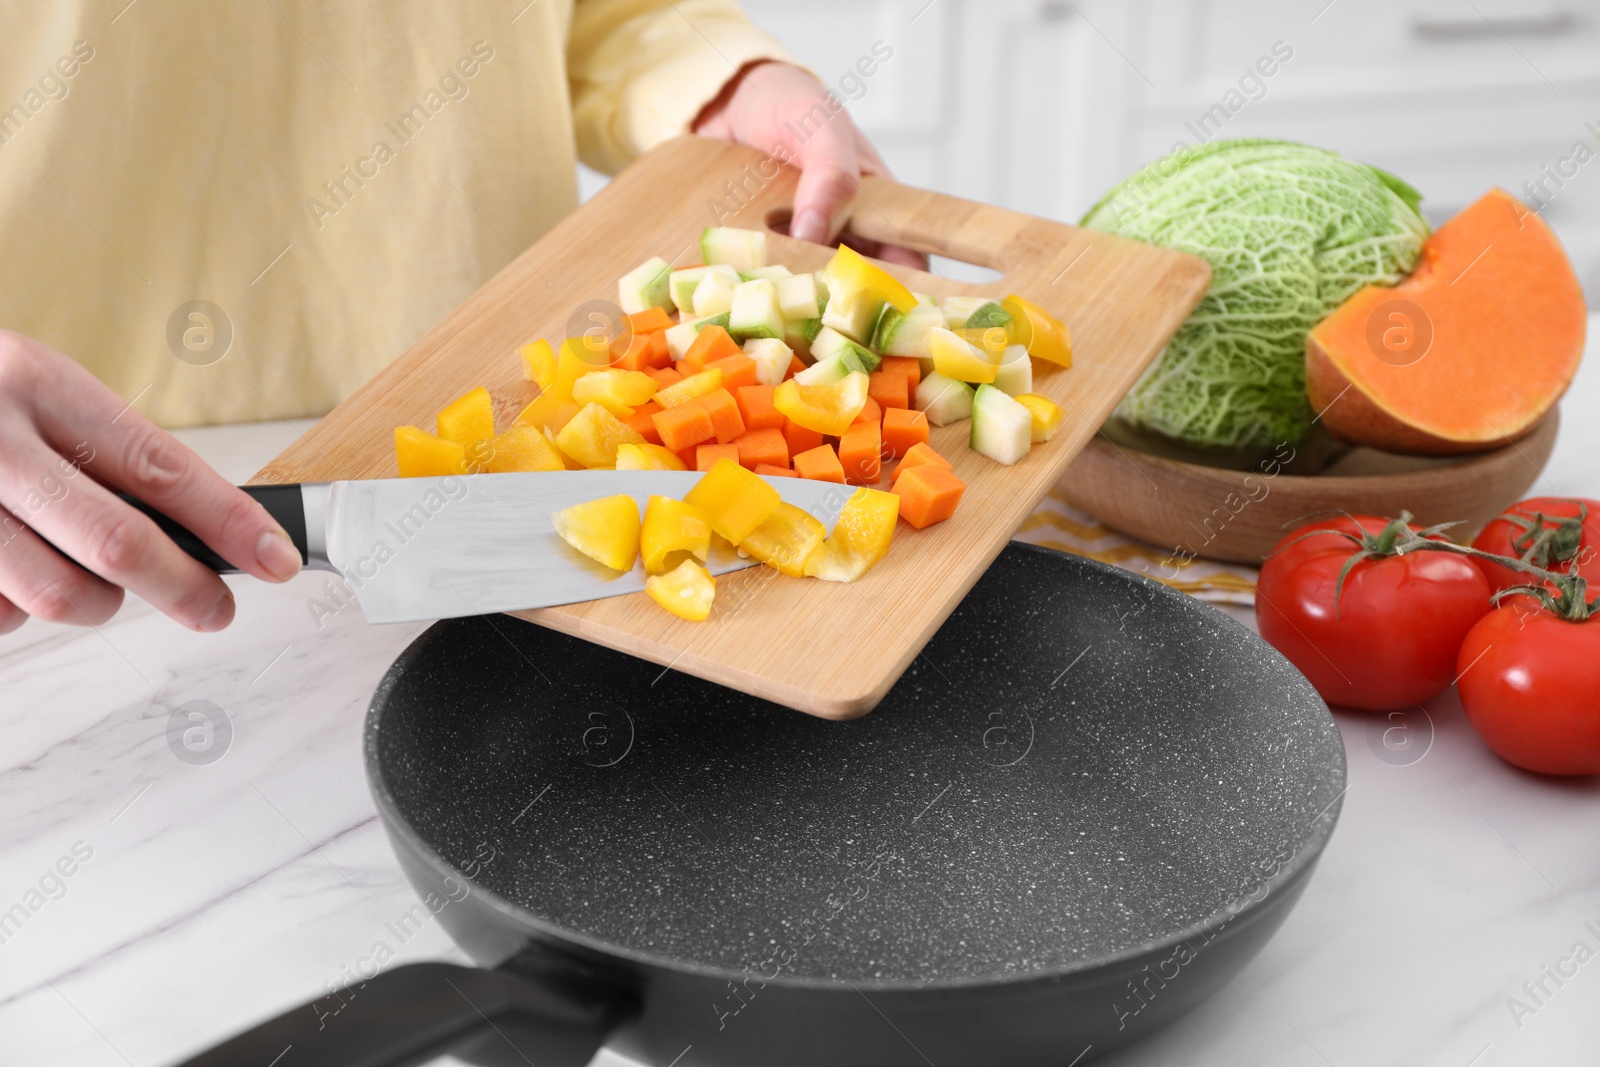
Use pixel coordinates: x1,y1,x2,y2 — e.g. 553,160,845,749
1306,188,1586,455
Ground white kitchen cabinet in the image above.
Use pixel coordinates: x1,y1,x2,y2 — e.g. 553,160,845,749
701,0,1600,301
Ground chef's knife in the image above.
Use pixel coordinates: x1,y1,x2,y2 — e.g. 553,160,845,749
119,472,853,623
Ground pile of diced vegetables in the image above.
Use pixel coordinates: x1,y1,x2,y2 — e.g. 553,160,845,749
393,226,1072,621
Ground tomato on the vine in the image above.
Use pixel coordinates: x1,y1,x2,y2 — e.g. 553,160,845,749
1256,514,1492,711
1471,497,1600,593
1457,586,1600,776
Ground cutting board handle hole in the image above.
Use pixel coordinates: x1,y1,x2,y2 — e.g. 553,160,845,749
764,208,1006,283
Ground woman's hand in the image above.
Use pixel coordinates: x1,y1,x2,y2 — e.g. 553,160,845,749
693,61,925,268
0,330,302,634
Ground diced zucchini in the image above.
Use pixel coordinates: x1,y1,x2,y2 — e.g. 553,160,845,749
743,338,794,387
915,372,975,426
941,295,995,330
728,279,785,342
695,312,731,332
783,319,814,361
618,257,671,314
993,344,1033,396
701,226,767,271
818,268,887,344
873,303,943,359
668,266,707,312
740,265,793,282
692,269,736,318
776,274,823,322
913,291,936,306
795,354,849,385
970,384,1033,465
809,325,880,373
965,301,1014,331
802,317,824,343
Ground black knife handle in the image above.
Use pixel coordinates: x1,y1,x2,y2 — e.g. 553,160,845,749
116,484,308,574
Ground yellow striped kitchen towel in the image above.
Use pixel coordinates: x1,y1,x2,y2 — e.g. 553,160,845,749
1014,487,1259,605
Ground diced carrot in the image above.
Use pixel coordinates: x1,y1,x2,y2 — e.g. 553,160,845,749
900,441,951,470
696,442,741,471
838,422,882,485
793,443,845,483
697,388,746,443
888,440,950,482
610,331,652,372
736,385,784,431
645,330,673,368
732,427,789,470
681,324,740,371
675,445,698,468
624,400,663,445
653,404,713,452
628,307,673,334
892,463,966,528
783,418,825,456
649,365,684,388
881,407,929,463
705,353,759,391
879,356,921,389
753,463,796,477
852,396,882,426
786,355,807,379
868,370,909,410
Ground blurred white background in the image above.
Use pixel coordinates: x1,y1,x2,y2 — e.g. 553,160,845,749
581,0,1600,303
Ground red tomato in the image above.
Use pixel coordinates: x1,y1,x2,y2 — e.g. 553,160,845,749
1458,597,1600,775
1471,497,1600,592
1256,515,1491,711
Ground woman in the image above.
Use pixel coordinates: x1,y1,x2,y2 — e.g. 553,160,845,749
0,0,909,634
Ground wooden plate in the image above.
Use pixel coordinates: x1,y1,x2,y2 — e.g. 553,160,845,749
1057,412,1560,566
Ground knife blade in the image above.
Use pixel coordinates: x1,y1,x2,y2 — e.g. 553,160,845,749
122,472,854,623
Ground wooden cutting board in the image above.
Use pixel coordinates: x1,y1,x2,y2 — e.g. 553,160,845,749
255,136,1211,719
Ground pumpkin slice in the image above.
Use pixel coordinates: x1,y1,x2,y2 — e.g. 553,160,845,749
1305,188,1586,455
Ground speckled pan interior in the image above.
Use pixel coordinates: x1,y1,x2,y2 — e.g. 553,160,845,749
368,543,1344,987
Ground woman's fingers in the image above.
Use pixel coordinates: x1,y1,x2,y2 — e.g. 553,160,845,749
0,591,28,634
29,345,302,585
0,511,126,627
0,435,235,630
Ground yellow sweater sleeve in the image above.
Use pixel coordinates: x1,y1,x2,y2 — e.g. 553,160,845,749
569,0,798,174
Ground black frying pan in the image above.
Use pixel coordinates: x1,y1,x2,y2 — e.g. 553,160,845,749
182,543,1344,1067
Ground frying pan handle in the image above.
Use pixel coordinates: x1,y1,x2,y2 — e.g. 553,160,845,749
175,960,627,1067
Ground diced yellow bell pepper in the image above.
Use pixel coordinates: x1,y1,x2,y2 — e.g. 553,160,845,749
646,558,716,622
519,339,556,389
655,368,724,409
615,443,688,471
773,371,869,436
395,425,466,478
554,403,646,468
552,337,608,402
804,487,898,582
683,459,781,543
740,502,826,578
486,424,565,472
640,495,713,574
436,387,495,445
1002,295,1073,368
1013,393,1065,443
572,369,658,417
551,494,640,572
548,427,587,470
825,244,917,314
930,327,1001,384
513,392,580,434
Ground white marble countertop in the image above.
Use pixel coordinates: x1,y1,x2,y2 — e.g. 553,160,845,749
3,318,1599,1067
